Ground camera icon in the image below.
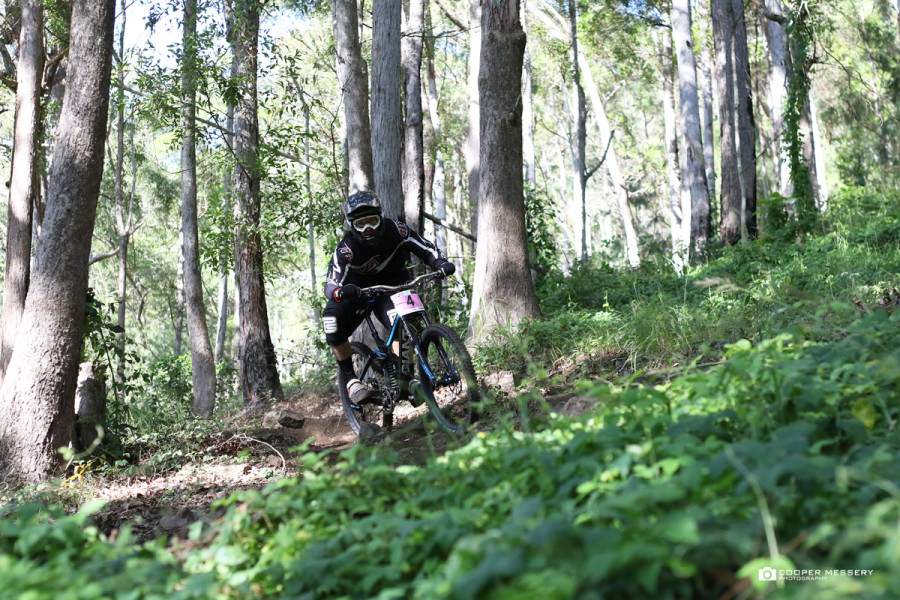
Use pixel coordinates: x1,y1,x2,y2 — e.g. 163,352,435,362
758,567,778,581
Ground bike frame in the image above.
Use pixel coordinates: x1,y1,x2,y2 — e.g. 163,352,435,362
355,274,459,404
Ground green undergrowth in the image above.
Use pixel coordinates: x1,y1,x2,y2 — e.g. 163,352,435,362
2,308,900,599
478,185,900,379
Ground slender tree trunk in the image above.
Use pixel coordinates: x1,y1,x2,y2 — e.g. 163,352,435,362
764,0,790,197
732,0,757,239
217,21,238,366
468,0,540,342
567,0,588,263
232,0,284,405
522,0,536,188
333,0,375,193
800,91,818,204
182,0,217,416
466,0,481,235
113,0,131,387
372,0,403,218
175,226,186,355
0,0,43,383
810,93,828,208
672,0,711,255
117,167,134,383
711,0,741,244
402,0,426,231
533,0,639,266
228,6,241,387
697,0,717,203
215,267,228,363
656,27,683,267
424,6,447,255
0,0,115,483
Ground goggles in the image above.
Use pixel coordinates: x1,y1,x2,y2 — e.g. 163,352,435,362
352,214,382,233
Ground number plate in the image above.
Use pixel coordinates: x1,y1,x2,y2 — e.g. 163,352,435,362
391,290,425,316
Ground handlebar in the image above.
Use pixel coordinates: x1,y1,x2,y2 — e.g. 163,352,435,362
361,270,444,298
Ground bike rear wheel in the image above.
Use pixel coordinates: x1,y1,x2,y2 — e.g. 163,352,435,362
339,342,393,435
417,324,478,433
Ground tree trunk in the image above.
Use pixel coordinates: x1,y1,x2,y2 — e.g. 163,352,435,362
533,0,639,266
522,0,536,188
800,91,818,204
333,0,375,193
113,0,132,387
217,35,238,366
0,0,114,483
711,0,741,244
215,267,229,363
402,0,426,231
731,0,757,239
696,0,717,203
468,0,540,342
182,0,217,416
764,0,790,197
567,0,588,263
232,0,284,405
810,93,828,208
466,0,481,235
175,226,186,355
74,361,107,454
672,0,711,254
0,0,43,383
579,67,640,267
655,27,683,268
424,5,447,257
371,0,403,218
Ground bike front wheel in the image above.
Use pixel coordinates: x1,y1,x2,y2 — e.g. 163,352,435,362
417,324,478,433
339,341,393,435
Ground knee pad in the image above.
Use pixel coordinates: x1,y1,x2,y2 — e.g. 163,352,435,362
323,316,344,346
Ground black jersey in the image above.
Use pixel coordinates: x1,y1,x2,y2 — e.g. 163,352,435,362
324,220,445,300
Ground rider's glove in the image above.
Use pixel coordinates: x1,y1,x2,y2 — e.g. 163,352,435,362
335,284,361,301
435,259,456,278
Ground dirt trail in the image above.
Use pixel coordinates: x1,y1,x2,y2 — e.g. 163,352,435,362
75,355,606,543
87,390,457,542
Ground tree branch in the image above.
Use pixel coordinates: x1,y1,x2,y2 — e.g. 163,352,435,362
423,211,476,242
586,129,615,179
433,0,467,32
88,245,121,265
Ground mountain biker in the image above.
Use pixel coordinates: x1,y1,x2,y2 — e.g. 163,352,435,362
323,190,456,403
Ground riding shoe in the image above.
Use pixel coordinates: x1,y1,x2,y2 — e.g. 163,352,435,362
347,378,374,403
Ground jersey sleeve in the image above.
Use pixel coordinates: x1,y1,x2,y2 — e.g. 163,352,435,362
324,243,353,300
395,220,445,269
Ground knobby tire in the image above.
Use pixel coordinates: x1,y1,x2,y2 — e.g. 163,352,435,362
418,324,478,433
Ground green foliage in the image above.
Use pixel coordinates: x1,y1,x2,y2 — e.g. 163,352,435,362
0,501,190,600
5,307,899,598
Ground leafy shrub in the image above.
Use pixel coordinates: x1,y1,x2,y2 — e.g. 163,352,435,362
2,311,899,598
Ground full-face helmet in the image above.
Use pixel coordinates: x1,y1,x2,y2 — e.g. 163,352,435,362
343,190,384,246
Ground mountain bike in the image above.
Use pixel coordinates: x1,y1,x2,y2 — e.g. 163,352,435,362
336,271,479,436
